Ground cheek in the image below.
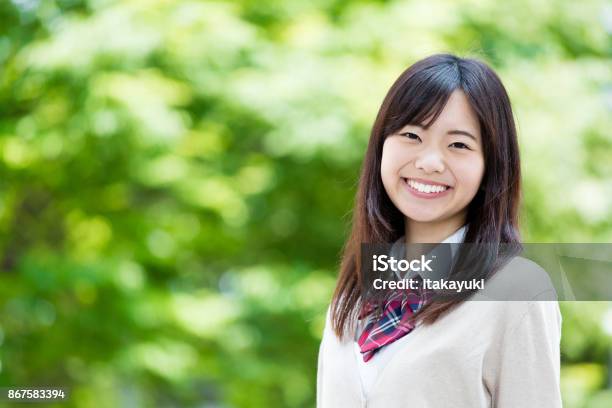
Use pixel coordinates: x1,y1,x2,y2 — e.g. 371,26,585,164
380,140,402,188
454,156,485,194
380,139,416,195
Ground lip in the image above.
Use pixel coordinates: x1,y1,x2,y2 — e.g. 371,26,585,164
402,177,453,199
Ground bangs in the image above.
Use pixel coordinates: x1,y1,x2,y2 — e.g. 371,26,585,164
383,62,462,136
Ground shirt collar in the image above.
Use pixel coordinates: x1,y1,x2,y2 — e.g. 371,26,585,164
441,225,467,245
389,225,468,281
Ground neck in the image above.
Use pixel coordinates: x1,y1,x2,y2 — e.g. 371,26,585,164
405,214,466,244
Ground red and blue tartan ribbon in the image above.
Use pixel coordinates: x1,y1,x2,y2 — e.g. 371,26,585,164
357,276,432,362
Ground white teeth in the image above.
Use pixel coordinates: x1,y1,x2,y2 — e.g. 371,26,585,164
406,179,448,194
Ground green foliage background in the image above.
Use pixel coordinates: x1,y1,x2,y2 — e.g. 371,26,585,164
0,0,610,406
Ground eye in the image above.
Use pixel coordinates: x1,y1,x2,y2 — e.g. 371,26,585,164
449,142,470,150
399,132,421,142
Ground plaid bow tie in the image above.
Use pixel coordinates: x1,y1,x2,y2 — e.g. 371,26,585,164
357,275,432,362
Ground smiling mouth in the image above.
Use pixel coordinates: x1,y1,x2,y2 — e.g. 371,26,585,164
402,178,451,194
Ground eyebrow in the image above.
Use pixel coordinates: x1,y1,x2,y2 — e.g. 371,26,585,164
447,129,478,141
412,124,478,141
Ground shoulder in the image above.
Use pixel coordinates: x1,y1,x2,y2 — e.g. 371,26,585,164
479,255,558,301
320,304,353,345
466,255,561,334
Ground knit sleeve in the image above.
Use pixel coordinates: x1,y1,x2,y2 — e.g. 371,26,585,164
485,297,563,407
316,335,325,407
316,306,330,408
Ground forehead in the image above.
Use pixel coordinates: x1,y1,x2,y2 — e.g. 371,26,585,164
417,90,481,134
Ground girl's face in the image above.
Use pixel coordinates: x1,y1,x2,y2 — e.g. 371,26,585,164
381,90,485,226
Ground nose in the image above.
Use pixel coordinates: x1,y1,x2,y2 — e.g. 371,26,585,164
414,149,445,174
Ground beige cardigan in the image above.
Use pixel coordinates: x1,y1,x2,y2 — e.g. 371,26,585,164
316,257,563,407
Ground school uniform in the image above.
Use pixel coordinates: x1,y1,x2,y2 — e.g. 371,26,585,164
316,227,562,407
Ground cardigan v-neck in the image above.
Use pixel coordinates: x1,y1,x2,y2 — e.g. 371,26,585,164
317,256,562,407
353,225,468,399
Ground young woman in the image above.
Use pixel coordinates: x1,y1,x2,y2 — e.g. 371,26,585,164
316,54,562,407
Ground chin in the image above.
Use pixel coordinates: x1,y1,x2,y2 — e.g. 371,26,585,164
401,206,447,223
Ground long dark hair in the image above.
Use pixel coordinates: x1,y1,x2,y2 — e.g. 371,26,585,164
330,53,522,339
